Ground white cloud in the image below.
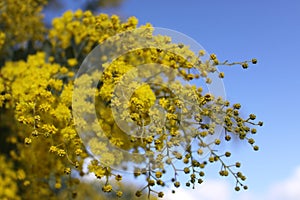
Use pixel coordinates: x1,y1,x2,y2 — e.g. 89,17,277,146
265,166,300,200
163,179,231,200
164,166,300,200
235,192,259,200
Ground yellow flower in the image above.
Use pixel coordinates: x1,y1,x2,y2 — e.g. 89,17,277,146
55,182,62,189
17,169,26,180
67,58,78,67
0,32,5,49
41,124,58,135
102,184,113,193
57,149,66,157
49,146,58,153
24,137,32,145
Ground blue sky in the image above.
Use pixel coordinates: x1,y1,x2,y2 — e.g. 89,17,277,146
45,0,300,199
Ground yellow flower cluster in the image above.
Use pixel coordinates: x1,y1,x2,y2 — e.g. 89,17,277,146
0,9,161,198
49,10,138,53
0,51,88,198
0,155,20,200
131,84,156,112
0,6,261,199
0,0,46,46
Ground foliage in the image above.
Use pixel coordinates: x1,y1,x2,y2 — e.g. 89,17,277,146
0,1,262,199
